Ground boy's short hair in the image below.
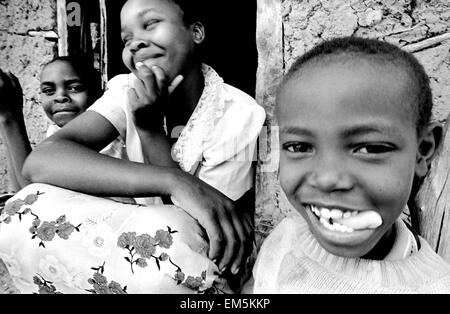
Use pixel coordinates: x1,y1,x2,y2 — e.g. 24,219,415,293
280,37,433,134
44,55,102,101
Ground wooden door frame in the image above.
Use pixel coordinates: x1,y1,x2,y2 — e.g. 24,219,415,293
56,0,108,88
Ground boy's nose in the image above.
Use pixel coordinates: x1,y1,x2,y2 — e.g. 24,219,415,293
54,95,70,103
307,157,353,192
54,90,70,103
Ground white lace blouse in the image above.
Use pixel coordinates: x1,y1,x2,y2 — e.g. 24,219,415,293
88,64,266,205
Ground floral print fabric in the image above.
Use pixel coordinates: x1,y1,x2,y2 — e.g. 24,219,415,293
0,183,228,294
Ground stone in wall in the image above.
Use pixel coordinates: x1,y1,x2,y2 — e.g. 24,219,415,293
0,0,57,192
282,0,359,70
415,42,450,123
256,0,450,248
0,0,55,32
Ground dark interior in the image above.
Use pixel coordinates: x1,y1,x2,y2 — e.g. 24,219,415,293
105,0,258,97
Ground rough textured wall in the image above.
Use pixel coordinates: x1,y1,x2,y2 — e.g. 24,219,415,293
256,0,450,248
0,0,57,192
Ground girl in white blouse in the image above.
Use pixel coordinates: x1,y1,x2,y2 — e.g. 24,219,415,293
3,0,265,294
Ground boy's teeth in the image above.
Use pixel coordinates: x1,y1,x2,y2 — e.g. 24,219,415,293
330,209,343,219
311,205,353,221
310,205,355,233
319,217,354,233
310,204,383,232
311,206,321,217
320,208,332,219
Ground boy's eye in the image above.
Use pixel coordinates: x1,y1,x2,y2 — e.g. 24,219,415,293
41,88,55,96
353,144,395,155
68,84,85,93
283,142,314,154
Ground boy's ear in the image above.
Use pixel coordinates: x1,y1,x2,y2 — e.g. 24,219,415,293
415,121,444,178
191,22,205,44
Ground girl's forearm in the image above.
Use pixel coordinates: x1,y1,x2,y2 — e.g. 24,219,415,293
0,116,32,189
135,127,178,168
22,138,181,198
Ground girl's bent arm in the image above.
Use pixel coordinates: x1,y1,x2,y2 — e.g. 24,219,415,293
22,111,175,197
0,115,32,189
0,70,31,189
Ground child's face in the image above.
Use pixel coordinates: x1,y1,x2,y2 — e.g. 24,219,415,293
277,61,422,258
40,61,90,128
121,0,196,80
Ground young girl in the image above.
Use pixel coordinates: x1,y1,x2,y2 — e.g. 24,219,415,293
1,0,265,293
0,57,125,192
250,37,450,293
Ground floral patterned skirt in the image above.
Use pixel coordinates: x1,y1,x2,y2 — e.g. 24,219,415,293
0,183,227,294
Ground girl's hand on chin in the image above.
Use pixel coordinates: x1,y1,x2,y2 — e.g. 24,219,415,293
127,63,183,131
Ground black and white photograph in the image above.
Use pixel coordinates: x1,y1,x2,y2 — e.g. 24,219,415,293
1,0,450,299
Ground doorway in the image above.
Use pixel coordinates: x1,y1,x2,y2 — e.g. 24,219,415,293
63,0,257,96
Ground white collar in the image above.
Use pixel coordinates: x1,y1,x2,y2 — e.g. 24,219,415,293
172,64,230,172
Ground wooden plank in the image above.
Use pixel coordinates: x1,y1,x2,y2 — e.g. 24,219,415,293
255,0,285,247
417,115,450,262
403,33,450,53
99,0,108,89
56,0,68,56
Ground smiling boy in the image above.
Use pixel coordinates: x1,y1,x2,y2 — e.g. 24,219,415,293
251,37,450,293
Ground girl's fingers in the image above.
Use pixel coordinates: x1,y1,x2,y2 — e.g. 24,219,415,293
151,65,168,92
241,216,254,253
242,215,255,268
134,63,183,102
130,74,151,103
217,212,240,273
201,213,225,264
230,213,247,275
135,62,157,95
168,75,184,94
151,66,183,95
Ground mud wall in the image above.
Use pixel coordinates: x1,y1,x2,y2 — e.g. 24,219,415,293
0,0,57,192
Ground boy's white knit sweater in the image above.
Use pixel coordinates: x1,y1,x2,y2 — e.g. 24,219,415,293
252,213,450,294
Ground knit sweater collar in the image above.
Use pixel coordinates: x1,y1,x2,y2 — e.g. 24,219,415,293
288,214,450,288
